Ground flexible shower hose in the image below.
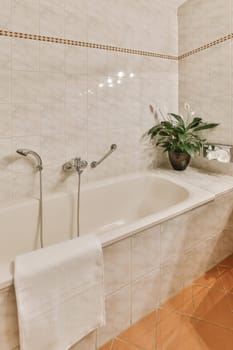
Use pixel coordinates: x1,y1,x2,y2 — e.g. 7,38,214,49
77,172,81,237
39,169,44,248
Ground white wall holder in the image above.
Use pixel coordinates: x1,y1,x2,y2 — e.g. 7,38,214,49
203,143,233,163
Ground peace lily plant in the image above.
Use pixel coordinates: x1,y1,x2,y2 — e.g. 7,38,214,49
147,103,219,170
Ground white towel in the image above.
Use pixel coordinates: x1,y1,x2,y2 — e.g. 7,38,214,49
14,234,105,350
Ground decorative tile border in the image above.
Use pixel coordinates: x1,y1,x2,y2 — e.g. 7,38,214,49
0,29,178,61
0,29,231,62
179,33,233,60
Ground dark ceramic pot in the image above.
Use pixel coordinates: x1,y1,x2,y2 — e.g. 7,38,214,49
168,150,191,171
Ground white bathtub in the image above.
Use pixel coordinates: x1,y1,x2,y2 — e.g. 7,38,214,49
0,171,215,288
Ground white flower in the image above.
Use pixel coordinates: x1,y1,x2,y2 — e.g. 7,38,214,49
184,102,195,124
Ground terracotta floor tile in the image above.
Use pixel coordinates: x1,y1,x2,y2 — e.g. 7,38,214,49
219,255,233,269
156,311,201,350
192,285,233,329
161,285,194,316
196,320,233,350
226,292,233,311
98,340,113,350
112,339,141,350
193,266,225,291
101,256,233,350
156,307,174,324
118,312,156,350
218,266,233,293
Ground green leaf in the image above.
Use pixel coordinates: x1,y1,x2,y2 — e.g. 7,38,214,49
186,117,202,130
182,144,195,158
158,131,170,136
194,123,219,132
148,125,161,135
169,113,185,126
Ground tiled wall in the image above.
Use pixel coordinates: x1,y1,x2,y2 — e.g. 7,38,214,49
178,0,233,174
1,191,233,349
0,0,178,204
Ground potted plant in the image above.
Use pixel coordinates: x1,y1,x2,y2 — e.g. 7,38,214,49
147,104,219,171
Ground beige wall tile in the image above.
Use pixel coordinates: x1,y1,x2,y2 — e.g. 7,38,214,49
0,170,13,203
70,331,96,350
65,74,87,104
0,137,12,169
0,37,11,70
65,46,87,75
160,215,187,264
131,268,160,323
103,239,131,295
40,133,66,166
40,42,65,72
64,0,88,41
0,286,19,350
160,255,184,304
12,104,40,137
39,72,65,104
0,104,12,138
12,38,39,71
12,71,38,104
12,0,40,33
0,70,11,103
0,0,11,30
97,286,131,347
131,226,161,280
41,104,65,135
39,0,64,37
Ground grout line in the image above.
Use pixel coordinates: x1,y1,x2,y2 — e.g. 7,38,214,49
109,338,114,350
115,337,145,350
129,237,133,325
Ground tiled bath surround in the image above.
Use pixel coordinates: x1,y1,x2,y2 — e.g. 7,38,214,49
0,0,178,204
178,0,233,175
1,189,233,349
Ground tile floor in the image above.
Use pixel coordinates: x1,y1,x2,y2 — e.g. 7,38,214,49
99,254,233,350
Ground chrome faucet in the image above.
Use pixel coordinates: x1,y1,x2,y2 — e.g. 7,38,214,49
90,144,117,168
63,157,88,174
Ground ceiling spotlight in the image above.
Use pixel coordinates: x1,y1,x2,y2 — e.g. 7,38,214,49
99,83,104,88
129,73,135,78
117,80,121,84
107,78,113,84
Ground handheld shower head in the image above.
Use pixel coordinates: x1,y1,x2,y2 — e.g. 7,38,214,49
16,149,43,170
